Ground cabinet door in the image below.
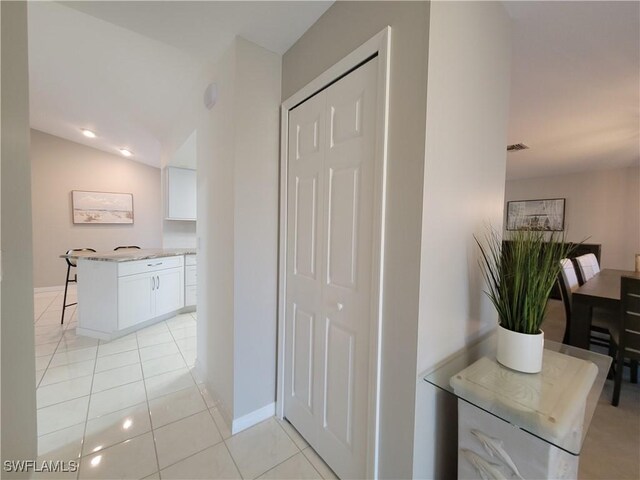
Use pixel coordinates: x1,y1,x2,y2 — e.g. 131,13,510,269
155,267,184,316
185,265,197,286
185,285,197,307
167,167,196,220
118,273,155,330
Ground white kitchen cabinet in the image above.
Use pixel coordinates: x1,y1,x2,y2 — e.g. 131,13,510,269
118,272,155,330
75,252,186,340
185,265,197,286
117,267,184,331
156,267,184,316
166,166,196,221
184,254,197,309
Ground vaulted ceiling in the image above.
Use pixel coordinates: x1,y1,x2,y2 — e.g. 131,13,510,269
28,1,332,167
29,2,639,178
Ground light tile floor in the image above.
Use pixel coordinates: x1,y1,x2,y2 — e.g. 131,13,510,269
32,289,335,480
32,293,639,479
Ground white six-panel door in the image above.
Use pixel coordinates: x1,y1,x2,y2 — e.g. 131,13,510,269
284,57,378,480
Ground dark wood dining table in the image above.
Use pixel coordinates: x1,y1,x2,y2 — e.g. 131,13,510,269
570,269,640,349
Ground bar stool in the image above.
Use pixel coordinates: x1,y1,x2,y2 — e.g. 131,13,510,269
61,248,96,325
114,245,141,251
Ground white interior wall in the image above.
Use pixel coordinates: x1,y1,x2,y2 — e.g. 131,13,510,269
413,2,511,478
232,38,281,420
505,166,640,270
162,220,196,249
196,44,237,421
188,37,280,429
30,130,163,288
1,0,38,470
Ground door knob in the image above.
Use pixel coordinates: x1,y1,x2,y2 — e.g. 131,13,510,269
336,302,344,311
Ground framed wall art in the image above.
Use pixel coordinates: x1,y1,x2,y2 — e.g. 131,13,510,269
506,198,565,231
72,190,134,224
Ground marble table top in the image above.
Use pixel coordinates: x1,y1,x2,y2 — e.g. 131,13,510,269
60,248,196,262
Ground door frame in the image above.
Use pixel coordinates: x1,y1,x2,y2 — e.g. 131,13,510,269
276,27,391,479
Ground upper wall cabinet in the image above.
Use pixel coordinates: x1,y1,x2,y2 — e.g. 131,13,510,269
166,167,196,221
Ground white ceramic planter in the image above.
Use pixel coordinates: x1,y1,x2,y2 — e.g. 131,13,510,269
496,325,544,373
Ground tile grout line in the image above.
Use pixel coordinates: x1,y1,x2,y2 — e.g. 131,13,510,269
35,294,80,390
164,316,221,455
76,334,101,480
33,292,60,323
221,438,245,479
273,419,327,480
35,352,57,389
35,376,94,410
34,301,193,475
83,369,301,466
300,447,332,480
35,313,67,391
166,316,202,396
135,324,163,478
250,447,301,480
277,418,307,448
165,312,249,478
280,435,327,478
260,447,324,480
40,390,209,455
152,419,226,474
41,336,187,389
37,418,87,440
35,302,245,478
224,418,302,480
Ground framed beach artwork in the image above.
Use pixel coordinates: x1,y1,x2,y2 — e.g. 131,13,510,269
506,198,565,231
72,190,134,224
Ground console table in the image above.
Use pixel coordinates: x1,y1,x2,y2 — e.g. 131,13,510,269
424,334,610,479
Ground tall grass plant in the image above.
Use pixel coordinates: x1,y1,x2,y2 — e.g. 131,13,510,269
476,228,575,335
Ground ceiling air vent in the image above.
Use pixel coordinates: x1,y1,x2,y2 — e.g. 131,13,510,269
507,143,529,152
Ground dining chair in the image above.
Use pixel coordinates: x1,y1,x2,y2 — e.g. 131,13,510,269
558,259,580,344
610,276,640,406
61,248,96,324
575,253,600,285
114,245,141,251
557,258,612,347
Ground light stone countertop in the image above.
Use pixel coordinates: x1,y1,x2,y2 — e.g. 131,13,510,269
60,248,196,262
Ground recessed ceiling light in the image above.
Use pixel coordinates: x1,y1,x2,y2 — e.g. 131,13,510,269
119,148,133,157
81,129,96,138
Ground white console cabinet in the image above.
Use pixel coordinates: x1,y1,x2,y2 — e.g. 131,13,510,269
423,334,611,480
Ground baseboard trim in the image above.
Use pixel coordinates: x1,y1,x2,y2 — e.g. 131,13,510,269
75,311,183,341
191,361,275,435
34,285,66,293
232,402,276,435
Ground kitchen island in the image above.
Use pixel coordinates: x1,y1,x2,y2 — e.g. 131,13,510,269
61,249,196,340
